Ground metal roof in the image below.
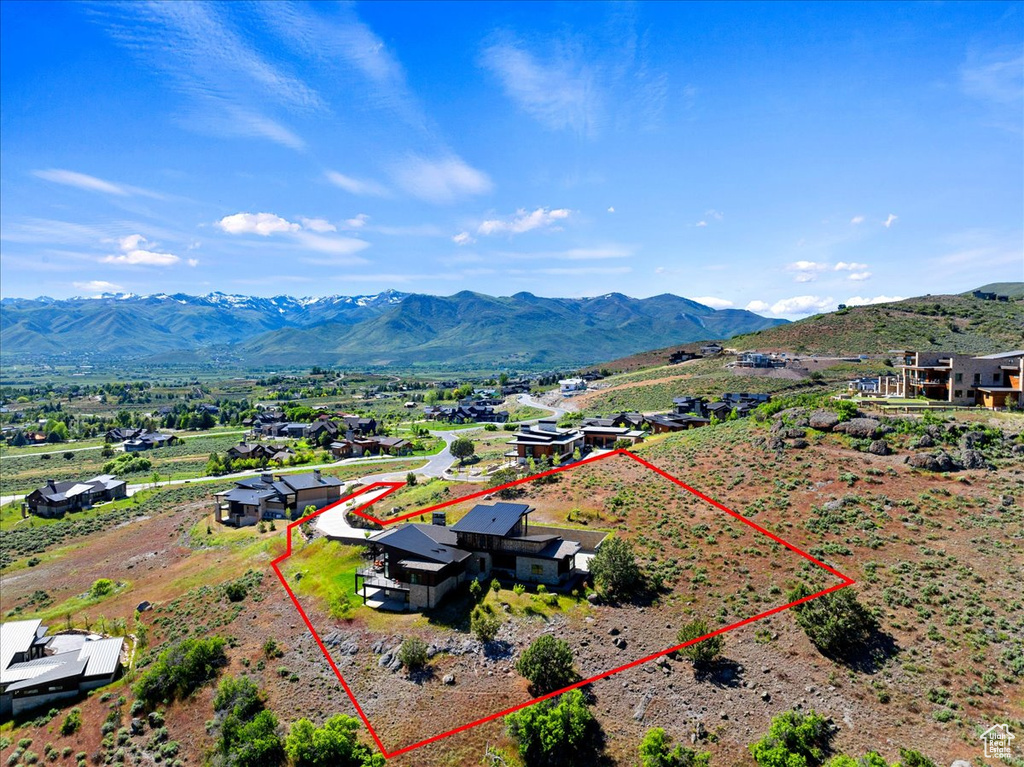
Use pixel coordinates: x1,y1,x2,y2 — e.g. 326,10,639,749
280,473,343,491
369,524,468,564
0,619,42,672
451,502,531,537
79,637,124,677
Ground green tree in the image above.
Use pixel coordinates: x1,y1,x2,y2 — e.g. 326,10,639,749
470,605,501,643
221,710,284,767
639,727,710,767
488,467,524,499
285,715,381,767
398,637,428,671
405,472,417,486
505,689,598,767
449,437,475,465
589,536,642,599
749,710,830,767
675,618,724,666
133,636,228,708
515,635,578,695
788,584,877,656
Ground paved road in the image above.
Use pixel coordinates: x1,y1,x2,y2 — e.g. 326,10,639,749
516,392,571,419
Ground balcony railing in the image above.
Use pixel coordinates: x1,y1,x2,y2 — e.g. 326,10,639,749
356,568,408,592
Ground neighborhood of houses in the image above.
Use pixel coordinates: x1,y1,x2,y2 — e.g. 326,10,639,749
0,619,124,718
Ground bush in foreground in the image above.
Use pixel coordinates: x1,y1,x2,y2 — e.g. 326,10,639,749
133,636,227,708
750,709,831,767
505,689,598,767
398,637,428,672
589,536,643,599
286,715,383,767
515,635,578,695
640,727,710,767
788,584,878,656
675,618,724,666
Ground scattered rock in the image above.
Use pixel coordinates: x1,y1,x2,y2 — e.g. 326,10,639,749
1002,495,1016,507
951,761,972,767
908,450,959,472
834,417,882,439
761,691,771,702
808,410,841,431
633,689,655,721
608,627,620,636
130,718,145,735
613,636,627,650
443,673,455,685
587,593,602,605
917,433,935,448
789,439,809,449
1012,443,1024,455
783,427,807,439
959,449,990,470
867,439,891,456
768,437,785,451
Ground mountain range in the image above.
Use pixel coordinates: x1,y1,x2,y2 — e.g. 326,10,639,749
0,290,785,369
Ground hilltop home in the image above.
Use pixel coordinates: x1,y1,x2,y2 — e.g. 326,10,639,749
215,469,343,526
25,475,127,518
895,350,1024,408
123,432,174,452
355,502,582,610
647,413,710,433
0,619,123,719
558,378,587,394
504,419,585,465
579,424,645,449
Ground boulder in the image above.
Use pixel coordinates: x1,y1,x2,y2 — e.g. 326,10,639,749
808,410,840,431
443,673,456,685
959,449,990,470
783,427,807,439
867,439,890,456
834,418,882,439
1013,443,1024,456
908,450,959,472
916,433,935,448
789,439,810,449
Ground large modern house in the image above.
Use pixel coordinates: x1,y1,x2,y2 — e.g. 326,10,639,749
214,469,343,526
25,475,127,518
505,419,585,465
1,619,123,719
355,502,583,610
890,350,1024,408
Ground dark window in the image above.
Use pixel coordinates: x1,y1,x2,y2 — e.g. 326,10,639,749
954,390,962,398
955,373,962,382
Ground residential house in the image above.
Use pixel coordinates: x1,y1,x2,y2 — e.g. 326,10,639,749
1,619,123,719
225,442,295,464
646,413,710,433
580,425,645,449
356,502,582,610
341,416,377,435
847,377,880,394
705,401,734,421
104,427,143,443
123,432,173,452
25,475,127,518
700,342,724,356
215,469,343,527
672,396,707,417
895,350,1024,407
610,412,646,429
306,418,341,444
558,378,587,395
669,350,699,364
736,352,783,368
505,419,585,465
423,402,508,423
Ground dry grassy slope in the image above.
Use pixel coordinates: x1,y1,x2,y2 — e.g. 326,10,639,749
2,415,1022,767
728,294,1024,355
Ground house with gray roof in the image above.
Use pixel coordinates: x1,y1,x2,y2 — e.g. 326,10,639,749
214,469,343,526
25,475,127,518
355,502,582,610
0,620,123,719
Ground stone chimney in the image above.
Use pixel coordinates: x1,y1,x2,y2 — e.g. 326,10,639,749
46,479,57,491
261,472,273,484
313,469,322,482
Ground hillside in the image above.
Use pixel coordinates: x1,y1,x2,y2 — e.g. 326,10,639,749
0,290,785,369
968,281,1024,299
728,292,1024,355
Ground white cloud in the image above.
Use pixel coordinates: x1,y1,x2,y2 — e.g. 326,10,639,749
848,271,872,281
883,213,898,228
745,300,771,313
32,169,163,199
478,207,570,236
391,155,492,203
561,247,631,260
73,280,124,293
187,258,200,267
34,169,128,196
292,231,369,258
452,231,475,246
102,235,180,266
786,260,829,282
834,261,869,271
747,295,834,317
705,209,724,221
217,212,300,236
691,296,734,309
961,46,1024,105
325,170,389,197
607,206,615,213
845,295,905,306
480,41,601,137
300,217,336,233
850,215,865,225
695,220,707,227
343,214,369,229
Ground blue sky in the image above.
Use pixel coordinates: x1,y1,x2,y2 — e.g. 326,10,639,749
1,1,1021,317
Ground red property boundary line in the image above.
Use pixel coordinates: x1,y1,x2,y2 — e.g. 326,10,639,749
270,449,855,759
